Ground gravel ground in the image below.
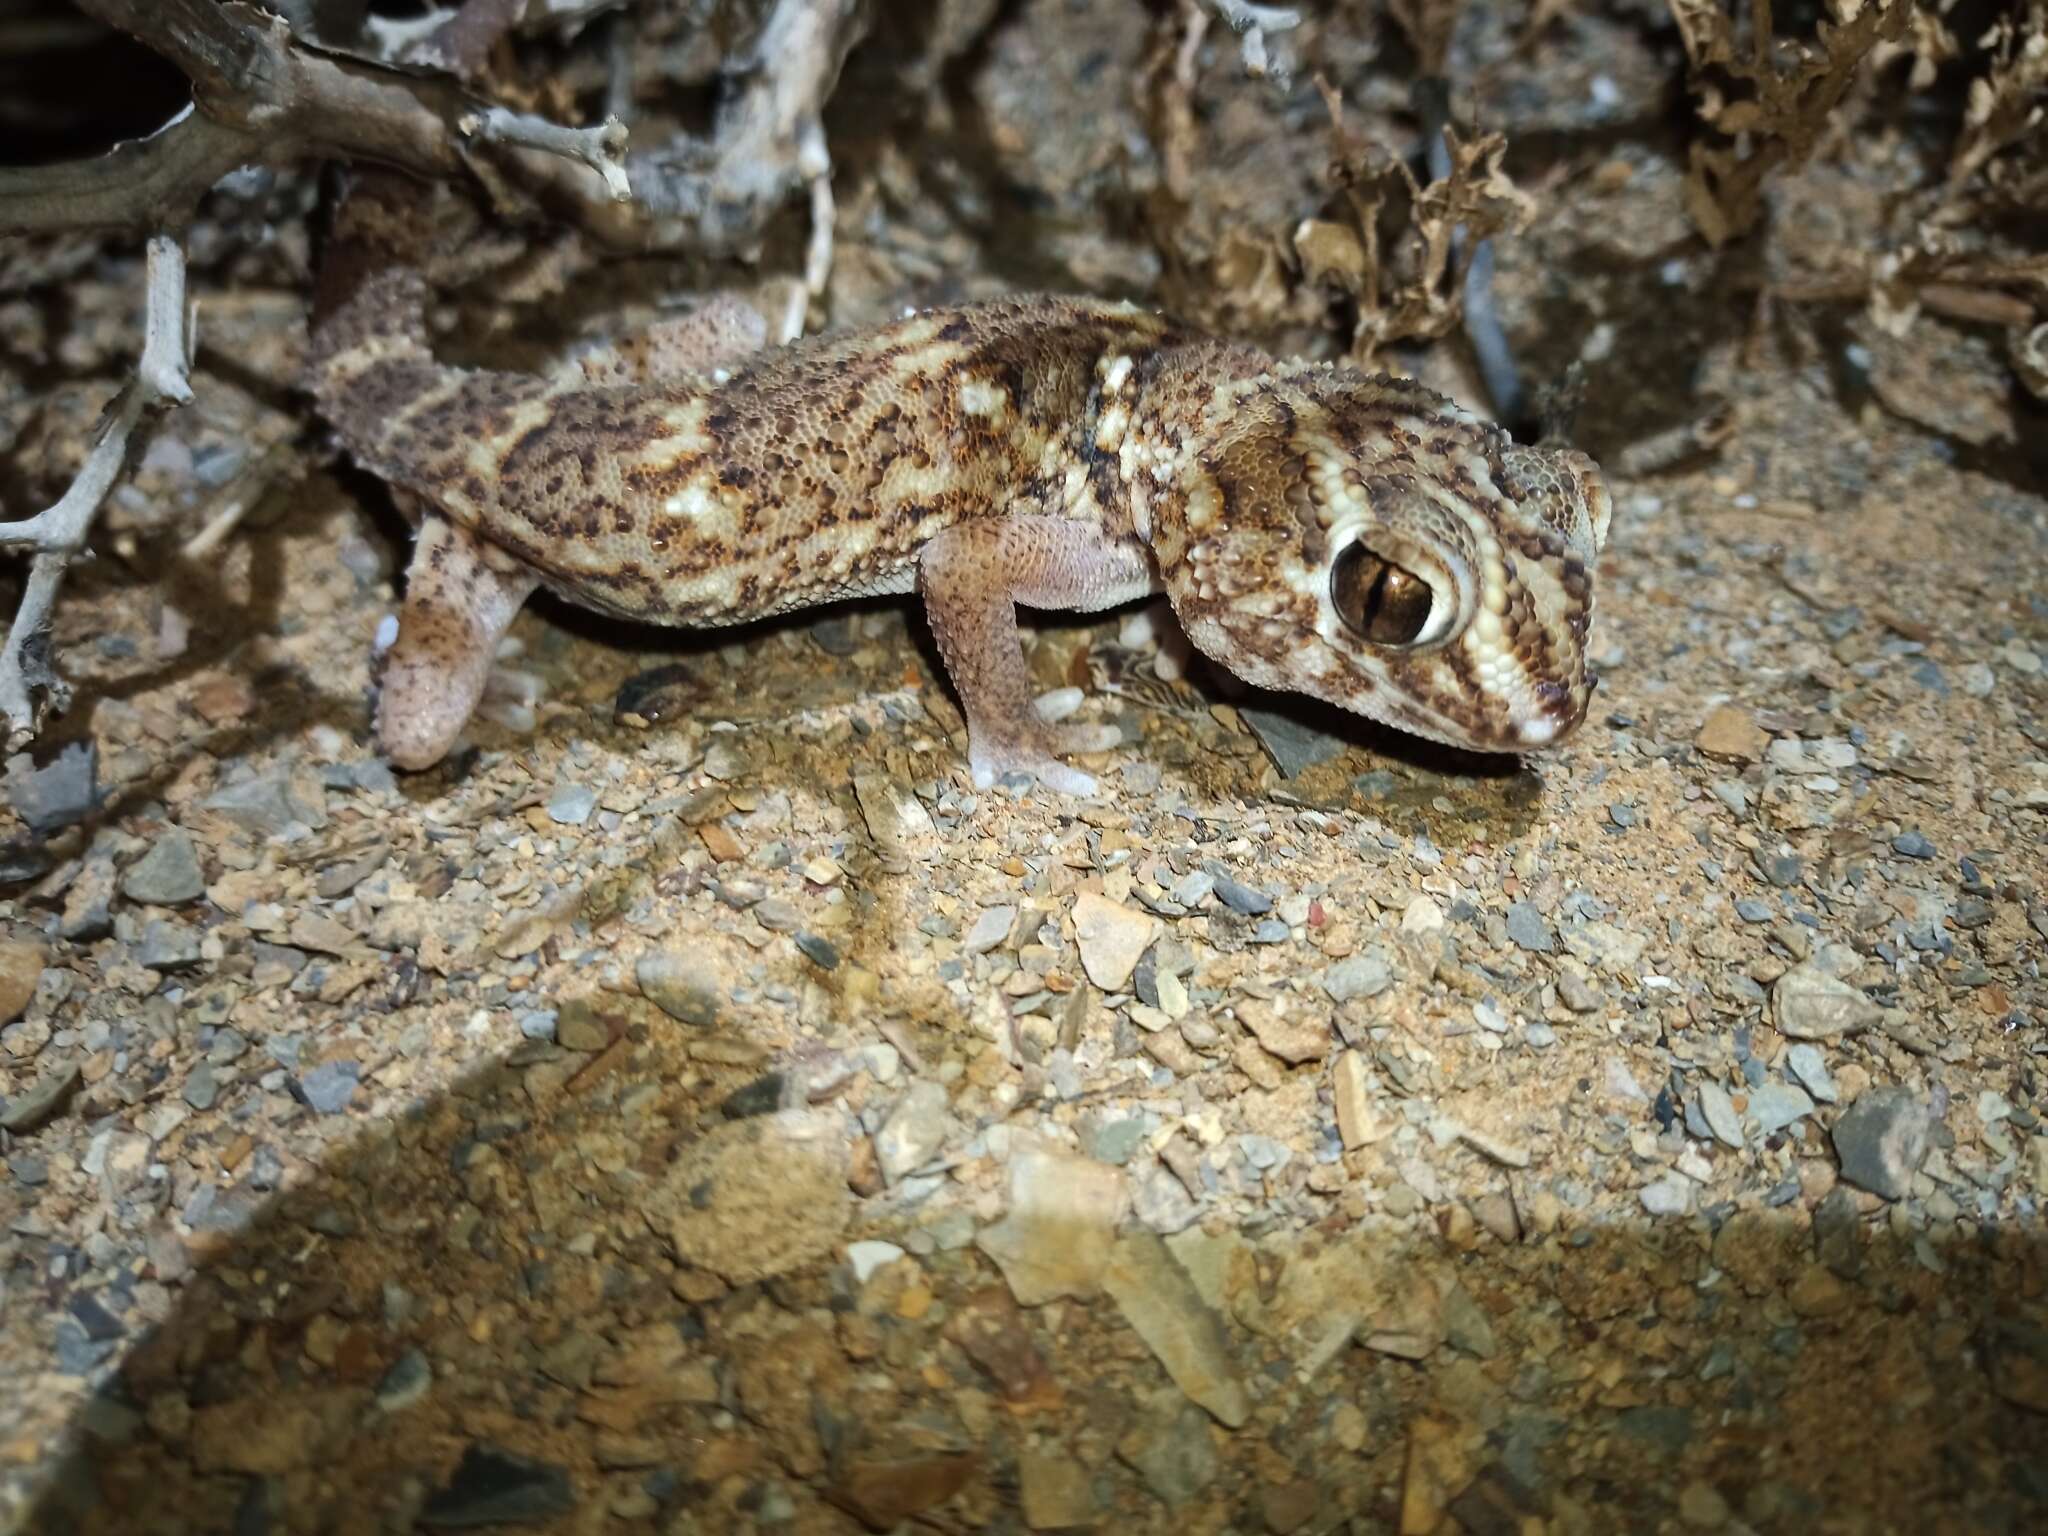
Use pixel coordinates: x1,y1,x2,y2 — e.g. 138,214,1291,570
2,3,2045,1533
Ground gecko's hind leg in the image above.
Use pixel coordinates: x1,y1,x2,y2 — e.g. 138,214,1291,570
376,511,539,770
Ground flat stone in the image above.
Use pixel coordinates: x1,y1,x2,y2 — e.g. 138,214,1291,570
202,768,324,837
1750,1082,1815,1138
1240,706,1347,778
1557,971,1602,1013
1785,1043,1838,1102
1237,1000,1327,1065
653,1110,850,1283
964,905,1016,954
136,918,202,970
977,1148,1126,1303
6,740,97,835
1101,1232,1250,1427
1695,1082,1745,1149
1019,1449,1096,1530
1504,902,1556,953
1773,961,1882,1039
1332,1051,1385,1149
297,1060,360,1114
545,783,597,826
1695,705,1767,762
1071,891,1158,992
1211,876,1272,916
2,1060,82,1135
121,829,204,905
1116,1395,1218,1506
874,1080,951,1183
1832,1087,1931,1200
829,1453,978,1531
635,949,720,1026
419,1444,575,1527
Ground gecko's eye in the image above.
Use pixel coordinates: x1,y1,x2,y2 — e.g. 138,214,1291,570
1331,541,1442,646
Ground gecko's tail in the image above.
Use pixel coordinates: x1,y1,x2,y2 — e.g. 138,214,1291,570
306,169,444,480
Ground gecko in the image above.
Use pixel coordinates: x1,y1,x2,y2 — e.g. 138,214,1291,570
308,176,1611,794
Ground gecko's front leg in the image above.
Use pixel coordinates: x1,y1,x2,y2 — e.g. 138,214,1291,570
918,515,1158,794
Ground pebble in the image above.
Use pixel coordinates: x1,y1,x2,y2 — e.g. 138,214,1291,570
297,1060,360,1115
6,739,97,834
635,950,720,1025
795,932,840,969
1071,891,1157,991
1891,830,1935,860
1641,1174,1693,1216
201,768,322,837
375,1350,432,1412
0,939,45,1025
121,829,204,905
419,1445,575,1528
1321,949,1391,1002
136,918,202,970
1237,1000,1326,1065
1557,971,1602,1013
1772,960,1882,1038
1832,1087,1931,1200
545,783,597,826
1239,706,1348,777
1211,875,1273,915
847,1240,907,1284
182,1064,219,1111
1332,1051,1384,1149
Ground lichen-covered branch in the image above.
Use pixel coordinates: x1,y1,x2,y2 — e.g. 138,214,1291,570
0,238,192,748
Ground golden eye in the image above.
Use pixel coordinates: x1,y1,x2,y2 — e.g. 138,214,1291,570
1331,541,1436,645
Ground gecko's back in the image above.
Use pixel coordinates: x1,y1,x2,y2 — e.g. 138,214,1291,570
313,261,1176,626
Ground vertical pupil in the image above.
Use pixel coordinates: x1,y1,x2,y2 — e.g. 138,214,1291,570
1332,543,1433,644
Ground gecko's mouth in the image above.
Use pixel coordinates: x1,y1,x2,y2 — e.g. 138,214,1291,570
1329,540,1452,648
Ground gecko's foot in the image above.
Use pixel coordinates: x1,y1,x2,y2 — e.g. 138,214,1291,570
967,721,1119,795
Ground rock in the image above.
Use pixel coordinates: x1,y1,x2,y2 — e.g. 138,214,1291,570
1695,1082,1745,1149
0,939,45,1025
419,1444,576,1527
202,768,324,836
654,1110,850,1283
376,1349,432,1412
1071,891,1158,991
1695,705,1767,762
964,904,1016,954
635,950,720,1026
978,1148,1126,1303
553,996,610,1052
848,1240,907,1284
1241,706,1348,778
1321,949,1391,1002
1237,1000,1327,1065
1641,1174,1693,1217
1101,1232,1250,1427
1785,1044,1838,1103
121,829,204,905
1261,1481,1320,1533
1750,1082,1815,1138
1773,961,1882,1039
1813,1186,1864,1279
1332,1051,1385,1149
852,772,940,863
1832,1087,1931,1200
1399,1417,1470,1536
1116,1395,1218,1506
1504,901,1556,953
1019,1450,1096,1530
874,1080,951,1182
829,1453,979,1532
297,1060,359,1114
1,1060,80,1134
182,1064,219,1111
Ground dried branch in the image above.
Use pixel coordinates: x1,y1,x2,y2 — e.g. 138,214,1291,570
460,105,632,202
1206,0,1301,81
0,237,192,748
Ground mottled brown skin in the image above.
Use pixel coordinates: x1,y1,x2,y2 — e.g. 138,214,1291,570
310,184,1611,791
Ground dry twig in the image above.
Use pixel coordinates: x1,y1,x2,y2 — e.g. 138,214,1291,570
0,237,192,748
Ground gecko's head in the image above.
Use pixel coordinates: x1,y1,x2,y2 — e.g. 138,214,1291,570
1155,393,1611,753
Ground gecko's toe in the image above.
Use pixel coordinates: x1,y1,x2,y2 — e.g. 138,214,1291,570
967,737,1102,796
